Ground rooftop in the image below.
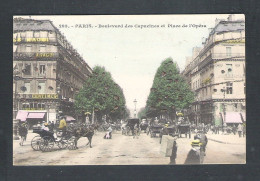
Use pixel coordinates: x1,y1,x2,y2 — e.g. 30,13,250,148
13,18,56,32
210,20,245,35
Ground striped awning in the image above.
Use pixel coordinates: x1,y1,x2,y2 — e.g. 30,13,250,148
65,115,76,122
221,112,243,124
16,110,28,121
27,112,46,119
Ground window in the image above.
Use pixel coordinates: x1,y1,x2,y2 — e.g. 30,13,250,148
226,47,231,57
226,82,233,94
38,82,45,94
26,45,32,52
24,82,30,93
39,65,46,75
34,32,40,37
40,45,46,52
226,64,233,75
22,103,30,109
23,63,31,75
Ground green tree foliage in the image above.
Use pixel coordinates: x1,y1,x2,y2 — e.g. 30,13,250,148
75,66,127,122
137,107,147,119
146,57,194,119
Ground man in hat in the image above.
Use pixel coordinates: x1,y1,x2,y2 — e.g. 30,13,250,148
18,123,28,146
169,137,178,164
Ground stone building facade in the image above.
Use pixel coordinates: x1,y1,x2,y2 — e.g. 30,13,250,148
182,15,245,126
13,18,92,126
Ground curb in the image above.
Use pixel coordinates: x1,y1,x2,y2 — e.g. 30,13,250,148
208,138,245,145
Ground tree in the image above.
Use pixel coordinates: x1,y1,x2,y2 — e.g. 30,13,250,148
74,66,127,123
137,107,147,119
146,57,194,120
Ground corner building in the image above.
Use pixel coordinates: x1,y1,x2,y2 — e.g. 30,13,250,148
13,18,92,127
182,15,245,126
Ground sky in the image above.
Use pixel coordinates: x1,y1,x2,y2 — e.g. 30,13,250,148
16,14,244,115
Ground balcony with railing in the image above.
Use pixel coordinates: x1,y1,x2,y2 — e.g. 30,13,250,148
13,52,60,60
212,53,245,59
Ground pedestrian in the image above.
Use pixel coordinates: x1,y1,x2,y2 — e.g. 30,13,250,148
18,123,28,146
237,123,243,138
49,121,55,132
133,124,139,139
194,131,208,154
242,123,246,137
232,124,237,135
169,139,178,165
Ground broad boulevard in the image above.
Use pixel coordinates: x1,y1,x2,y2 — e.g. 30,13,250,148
13,131,246,165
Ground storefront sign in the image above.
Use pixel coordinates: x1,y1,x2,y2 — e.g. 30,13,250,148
13,38,49,43
21,108,45,110
35,53,54,57
30,94,59,99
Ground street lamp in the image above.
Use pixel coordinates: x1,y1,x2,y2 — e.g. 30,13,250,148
46,103,51,123
133,99,137,118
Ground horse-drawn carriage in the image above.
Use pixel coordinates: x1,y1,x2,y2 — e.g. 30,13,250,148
31,123,94,152
122,118,140,136
177,123,191,138
31,127,74,152
148,123,164,138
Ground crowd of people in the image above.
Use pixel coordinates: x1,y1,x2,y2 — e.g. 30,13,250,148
190,122,246,137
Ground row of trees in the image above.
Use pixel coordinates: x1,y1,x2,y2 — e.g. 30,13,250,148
144,57,194,120
74,66,129,123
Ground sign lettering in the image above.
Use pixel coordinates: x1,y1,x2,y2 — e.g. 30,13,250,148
30,94,58,99
35,53,54,57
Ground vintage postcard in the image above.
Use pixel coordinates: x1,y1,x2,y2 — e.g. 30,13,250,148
13,15,245,165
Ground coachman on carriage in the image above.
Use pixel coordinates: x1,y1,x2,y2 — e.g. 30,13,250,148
123,118,140,136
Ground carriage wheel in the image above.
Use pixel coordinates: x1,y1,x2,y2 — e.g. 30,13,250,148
57,139,68,149
39,136,54,152
67,137,76,150
31,136,42,151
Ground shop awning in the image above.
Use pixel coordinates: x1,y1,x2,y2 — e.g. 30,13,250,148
224,112,243,124
27,112,46,119
65,115,76,122
16,110,28,121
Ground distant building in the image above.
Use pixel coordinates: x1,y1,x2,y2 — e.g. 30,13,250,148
13,18,92,126
182,15,245,126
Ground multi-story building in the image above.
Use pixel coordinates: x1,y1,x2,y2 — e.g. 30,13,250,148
182,15,245,126
13,17,92,126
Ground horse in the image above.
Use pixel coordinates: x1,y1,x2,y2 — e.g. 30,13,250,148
71,124,95,149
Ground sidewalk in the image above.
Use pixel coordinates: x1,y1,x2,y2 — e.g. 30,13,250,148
206,132,246,145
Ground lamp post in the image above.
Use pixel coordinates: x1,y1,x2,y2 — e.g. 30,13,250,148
56,86,61,123
46,103,51,123
13,73,22,140
133,99,137,118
